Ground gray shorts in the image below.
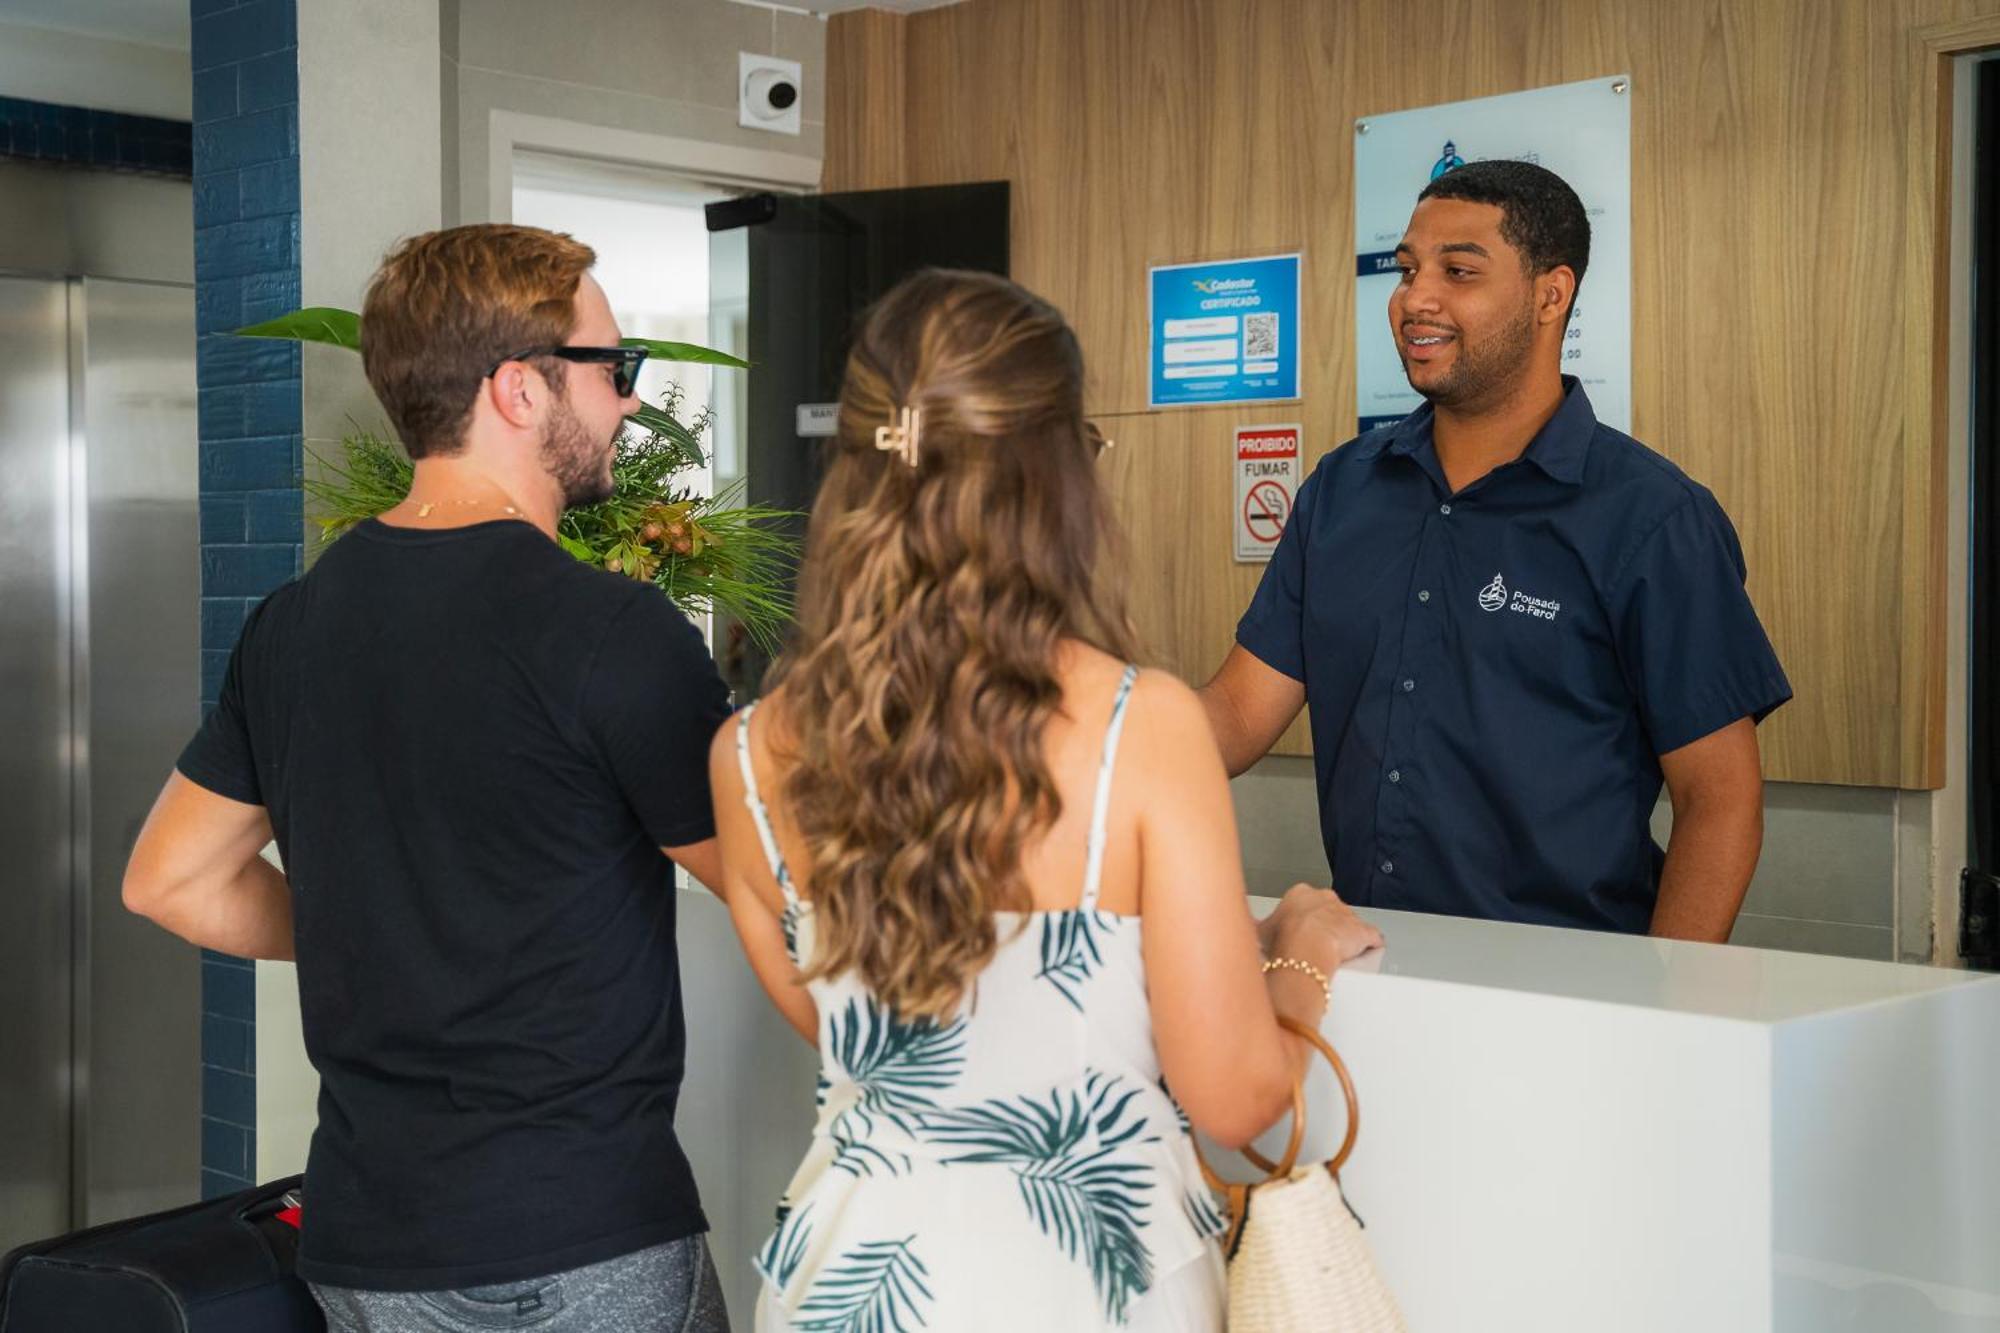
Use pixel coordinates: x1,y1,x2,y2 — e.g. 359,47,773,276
309,1232,729,1333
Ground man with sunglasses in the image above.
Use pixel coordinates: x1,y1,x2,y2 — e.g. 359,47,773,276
123,225,733,1330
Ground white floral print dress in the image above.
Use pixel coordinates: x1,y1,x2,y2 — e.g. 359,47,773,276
736,666,1227,1332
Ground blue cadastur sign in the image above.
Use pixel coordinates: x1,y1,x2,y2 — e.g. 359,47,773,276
1148,253,1302,408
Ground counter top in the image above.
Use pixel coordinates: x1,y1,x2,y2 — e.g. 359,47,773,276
1258,900,1996,1024
1239,898,2000,1331
674,891,2000,1329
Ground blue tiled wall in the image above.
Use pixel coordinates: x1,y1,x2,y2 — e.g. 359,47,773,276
191,0,302,1199
0,97,193,174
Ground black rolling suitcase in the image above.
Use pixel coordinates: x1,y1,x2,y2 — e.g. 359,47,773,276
0,1176,323,1331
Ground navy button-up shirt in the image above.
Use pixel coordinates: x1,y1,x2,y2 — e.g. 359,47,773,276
1237,379,1792,932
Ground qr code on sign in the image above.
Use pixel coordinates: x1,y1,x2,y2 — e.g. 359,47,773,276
1243,313,1279,360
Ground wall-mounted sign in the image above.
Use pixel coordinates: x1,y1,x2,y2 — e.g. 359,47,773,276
795,402,838,437
1354,76,1632,433
1149,253,1301,409
1234,424,1301,563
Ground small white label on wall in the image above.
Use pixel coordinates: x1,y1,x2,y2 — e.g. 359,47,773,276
1235,424,1301,563
795,403,838,437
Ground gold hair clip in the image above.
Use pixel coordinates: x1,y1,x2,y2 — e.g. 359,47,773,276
875,405,921,468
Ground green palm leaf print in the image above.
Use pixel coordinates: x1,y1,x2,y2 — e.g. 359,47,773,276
793,1235,933,1333
927,1071,1159,1321
758,1202,815,1291
782,901,802,962
1035,910,1106,1011
1158,1075,1191,1133
825,996,967,1137
1182,1188,1228,1240
829,1130,911,1180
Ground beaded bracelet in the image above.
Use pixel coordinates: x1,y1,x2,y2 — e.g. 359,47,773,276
1262,955,1332,1005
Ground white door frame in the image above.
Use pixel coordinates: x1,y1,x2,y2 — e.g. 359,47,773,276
486,109,822,223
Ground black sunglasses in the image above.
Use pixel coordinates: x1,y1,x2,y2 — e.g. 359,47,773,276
486,345,649,397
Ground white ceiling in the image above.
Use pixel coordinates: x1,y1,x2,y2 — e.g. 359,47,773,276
801,1,965,10
0,0,187,51
0,0,967,54
731,0,966,13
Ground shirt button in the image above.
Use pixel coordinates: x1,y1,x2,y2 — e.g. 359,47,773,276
1439,503,1452,515
1401,678,1416,692
1417,589,1431,603
1380,860,1395,875
1388,769,1402,784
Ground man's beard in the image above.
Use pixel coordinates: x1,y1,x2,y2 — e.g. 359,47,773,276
1404,303,1537,410
541,393,616,508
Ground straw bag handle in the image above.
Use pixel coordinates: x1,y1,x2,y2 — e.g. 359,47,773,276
1188,1015,1363,1257
1243,1015,1359,1175
1190,1014,1361,1189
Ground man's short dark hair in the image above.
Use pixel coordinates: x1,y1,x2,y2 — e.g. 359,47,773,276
1419,160,1590,320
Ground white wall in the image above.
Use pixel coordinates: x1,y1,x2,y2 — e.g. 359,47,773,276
441,0,826,225
296,0,443,458
0,18,190,120
254,959,315,1180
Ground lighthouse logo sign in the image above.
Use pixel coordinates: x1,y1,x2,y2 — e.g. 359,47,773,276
1476,571,1564,622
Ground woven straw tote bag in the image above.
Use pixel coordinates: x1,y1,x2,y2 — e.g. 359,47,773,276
1193,1015,1407,1332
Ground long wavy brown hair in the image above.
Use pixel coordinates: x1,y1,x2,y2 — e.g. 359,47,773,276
769,269,1138,1022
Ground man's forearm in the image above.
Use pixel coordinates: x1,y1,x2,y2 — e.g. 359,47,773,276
135,854,295,960
1650,797,1761,943
1196,681,1257,778
1196,646,1307,779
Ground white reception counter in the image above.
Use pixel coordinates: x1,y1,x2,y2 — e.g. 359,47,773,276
671,892,2000,1332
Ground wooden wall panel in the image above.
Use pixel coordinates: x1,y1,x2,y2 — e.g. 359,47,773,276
1096,409,1314,756
826,0,2000,786
822,9,905,185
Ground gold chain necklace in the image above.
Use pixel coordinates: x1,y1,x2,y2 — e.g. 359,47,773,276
410,495,520,519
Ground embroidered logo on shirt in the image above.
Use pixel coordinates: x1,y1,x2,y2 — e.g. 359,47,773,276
1478,572,1562,622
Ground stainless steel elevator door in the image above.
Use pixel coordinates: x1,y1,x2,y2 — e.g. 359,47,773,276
0,274,199,1250
0,276,77,1250
80,277,200,1225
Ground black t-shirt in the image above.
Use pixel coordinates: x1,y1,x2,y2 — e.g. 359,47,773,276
178,518,732,1291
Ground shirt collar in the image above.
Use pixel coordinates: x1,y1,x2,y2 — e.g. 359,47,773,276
1352,415,1415,462
1521,377,1596,485
1358,376,1597,487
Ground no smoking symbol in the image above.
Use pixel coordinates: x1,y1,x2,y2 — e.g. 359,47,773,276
1243,480,1291,543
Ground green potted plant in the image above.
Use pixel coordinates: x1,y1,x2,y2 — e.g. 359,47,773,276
236,307,797,651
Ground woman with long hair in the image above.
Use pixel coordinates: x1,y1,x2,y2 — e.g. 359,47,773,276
708,269,1381,1331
